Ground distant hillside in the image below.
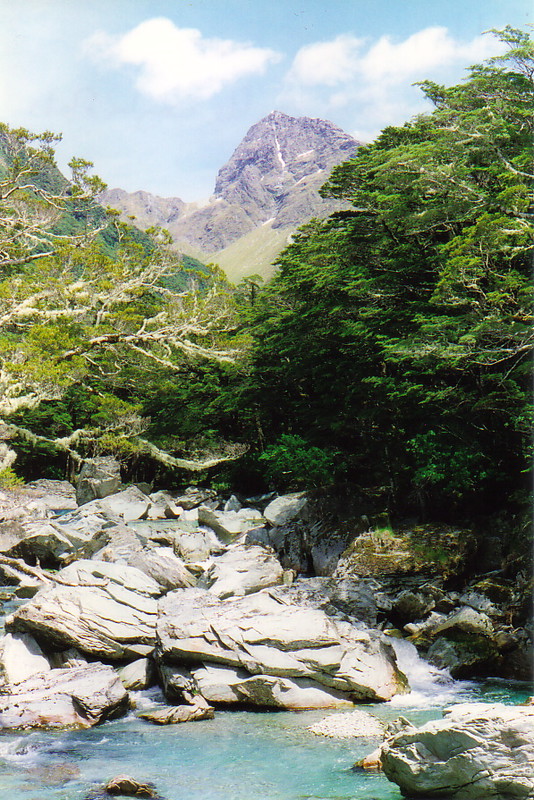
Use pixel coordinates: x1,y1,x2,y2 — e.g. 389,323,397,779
100,112,361,282
0,124,209,289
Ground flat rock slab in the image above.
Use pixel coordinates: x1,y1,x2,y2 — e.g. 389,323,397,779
198,544,283,598
7,561,159,660
138,701,214,725
192,663,353,709
0,663,129,729
158,588,405,701
0,632,50,686
381,702,534,799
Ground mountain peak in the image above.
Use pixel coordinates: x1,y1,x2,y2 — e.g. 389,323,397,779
213,111,359,204
99,112,361,281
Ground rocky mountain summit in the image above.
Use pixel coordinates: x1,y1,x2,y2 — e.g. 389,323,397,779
100,112,360,281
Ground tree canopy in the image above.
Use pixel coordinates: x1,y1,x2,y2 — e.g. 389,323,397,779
243,27,533,514
0,125,244,480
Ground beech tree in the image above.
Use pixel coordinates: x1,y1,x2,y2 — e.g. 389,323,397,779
245,27,533,512
0,125,244,478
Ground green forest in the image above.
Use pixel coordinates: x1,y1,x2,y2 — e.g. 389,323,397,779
0,27,532,532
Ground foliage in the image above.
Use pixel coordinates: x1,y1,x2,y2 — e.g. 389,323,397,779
244,28,533,513
258,434,339,491
0,466,24,488
0,124,246,479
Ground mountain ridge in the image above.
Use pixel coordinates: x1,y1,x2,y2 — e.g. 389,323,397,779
100,112,361,281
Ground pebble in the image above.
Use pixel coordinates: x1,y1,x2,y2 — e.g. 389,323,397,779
308,710,384,738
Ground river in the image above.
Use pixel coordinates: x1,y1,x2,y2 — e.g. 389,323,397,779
0,593,530,800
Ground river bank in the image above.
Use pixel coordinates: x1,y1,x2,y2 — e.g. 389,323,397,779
0,469,532,798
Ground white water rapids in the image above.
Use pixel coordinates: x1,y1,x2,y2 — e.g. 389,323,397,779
386,635,474,708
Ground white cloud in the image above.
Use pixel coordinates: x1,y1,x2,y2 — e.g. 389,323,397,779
85,17,282,103
359,27,503,85
280,27,507,142
286,34,364,86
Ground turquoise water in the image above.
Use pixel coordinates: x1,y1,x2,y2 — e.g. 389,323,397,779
0,681,530,800
0,590,531,799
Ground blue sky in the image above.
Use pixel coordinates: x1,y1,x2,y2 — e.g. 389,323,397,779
0,0,531,200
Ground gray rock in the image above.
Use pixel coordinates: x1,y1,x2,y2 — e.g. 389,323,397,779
100,486,151,522
172,487,217,510
198,506,265,542
7,561,160,660
4,521,75,566
224,495,242,512
24,479,78,512
0,663,129,729
118,658,154,691
192,663,353,709
50,647,89,668
76,457,121,506
391,590,434,623
59,559,162,597
431,606,494,638
381,702,534,799
269,577,380,626
138,698,214,725
197,544,283,598
158,663,196,703
263,494,307,527
404,612,448,638
147,491,184,520
128,547,196,591
54,502,123,546
157,588,405,702
0,632,50,686
426,636,499,679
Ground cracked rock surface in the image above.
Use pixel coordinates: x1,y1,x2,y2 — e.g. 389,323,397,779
380,702,534,798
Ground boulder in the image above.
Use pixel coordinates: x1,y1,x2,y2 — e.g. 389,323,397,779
423,606,500,678
269,577,380,626
431,606,494,638
118,658,154,691
0,632,51,686
263,494,307,527
224,495,242,512
198,506,265,542
173,486,217,510
161,528,225,563
7,560,160,660
23,479,78,512
100,486,151,522
192,663,353,709
86,522,150,563
426,636,500,679
128,547,196,591
103,774,161,797
0,663,129,729
50,647,89,668
76,457,121,506
0,520,26,554
53,502,123,547
138,697,214,725
381,702,534,799
158,663,197,703
157,588,406,702
147,490,183,520
197,544,283,598
59,559,162,597
391,589,434,625
88,524,197,591
4,521,76,567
